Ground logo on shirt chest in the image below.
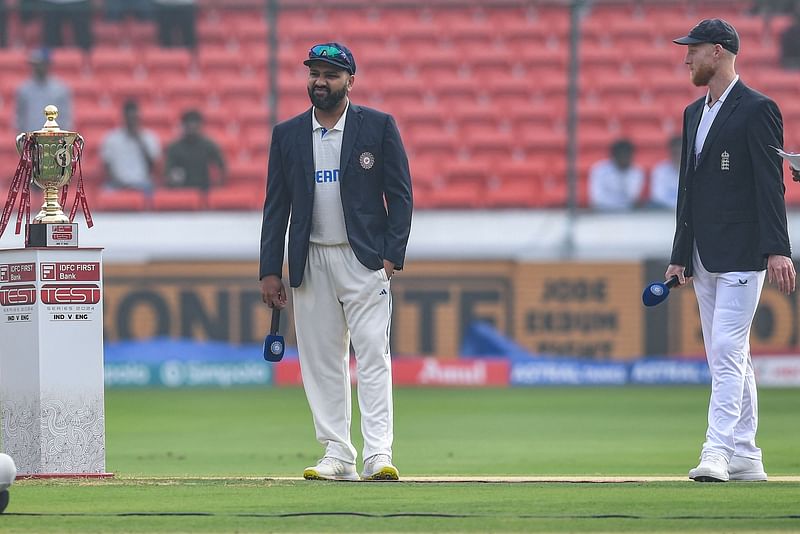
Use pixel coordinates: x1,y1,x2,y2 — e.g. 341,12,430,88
315,169,340,183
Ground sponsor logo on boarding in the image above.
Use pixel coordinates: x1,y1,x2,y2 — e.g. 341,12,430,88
41,262,100,281
0,263,36,283
41,283,101,304
0,284,37,306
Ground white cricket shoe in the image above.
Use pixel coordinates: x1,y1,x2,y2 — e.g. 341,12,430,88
728,455,767,482
689,451,729,482
303,457,359,481
361,454,399,481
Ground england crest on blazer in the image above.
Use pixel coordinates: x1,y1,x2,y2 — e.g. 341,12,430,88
359,151,375,170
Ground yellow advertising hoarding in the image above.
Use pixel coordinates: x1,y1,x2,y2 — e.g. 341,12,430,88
103,260,645,359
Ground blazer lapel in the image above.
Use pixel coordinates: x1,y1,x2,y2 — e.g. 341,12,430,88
696,80,744,169
295,109,315,191
686,99,703,169
339,104,363,180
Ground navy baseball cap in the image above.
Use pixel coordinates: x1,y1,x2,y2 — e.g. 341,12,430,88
303,42,356,74
673,18,740,55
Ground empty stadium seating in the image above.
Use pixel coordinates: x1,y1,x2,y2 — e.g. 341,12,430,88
1,0,799,212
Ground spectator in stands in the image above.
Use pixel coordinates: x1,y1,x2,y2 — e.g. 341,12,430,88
15,48,73,132
152,0,197,49
779,3,800,69
40,0,93,51
104,0,152,21
0,1,7,47
648,135,682,210
587,138,645,211
164,109,226,191
100,100,161,192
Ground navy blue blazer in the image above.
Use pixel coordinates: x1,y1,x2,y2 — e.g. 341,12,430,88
259,103,413,287
670,80,791,275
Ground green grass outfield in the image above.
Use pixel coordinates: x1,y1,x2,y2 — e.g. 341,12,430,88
3,386,800,532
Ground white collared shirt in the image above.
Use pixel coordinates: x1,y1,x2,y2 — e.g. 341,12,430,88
310,100,349,245
695,75,739,164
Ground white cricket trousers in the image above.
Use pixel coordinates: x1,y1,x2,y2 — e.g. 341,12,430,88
292,243,393,465
692,246,765,460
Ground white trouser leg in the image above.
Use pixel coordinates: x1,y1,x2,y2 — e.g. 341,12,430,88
336,246,394,461
692,247,765,459
292,244,356,464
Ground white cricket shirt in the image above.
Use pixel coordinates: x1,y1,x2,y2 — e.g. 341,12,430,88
695,75,739,164
310,101,349,245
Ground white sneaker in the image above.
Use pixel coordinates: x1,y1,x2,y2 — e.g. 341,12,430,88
689,451,729,482
728,455,767,481
361,454,399,481
303,457,359,481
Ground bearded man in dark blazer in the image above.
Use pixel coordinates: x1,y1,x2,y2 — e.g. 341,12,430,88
668,19,796,483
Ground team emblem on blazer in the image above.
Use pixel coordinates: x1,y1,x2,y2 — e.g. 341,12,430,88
359,151,375,170
721,150,730,171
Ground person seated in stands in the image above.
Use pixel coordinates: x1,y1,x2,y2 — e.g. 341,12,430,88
15,48,73,132
780,3,800,69
647,135,682,210
164,109,226,191
100,100,161,193
39,0,93,50
152,0,197,49
587,138,645,211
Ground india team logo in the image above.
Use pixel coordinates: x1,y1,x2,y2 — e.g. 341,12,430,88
359,152,375,170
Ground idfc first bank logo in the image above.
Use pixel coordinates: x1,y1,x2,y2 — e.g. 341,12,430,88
0,284,37,306
41,284,101,305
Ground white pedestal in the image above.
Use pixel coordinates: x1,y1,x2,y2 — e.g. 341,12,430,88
0,248,108,476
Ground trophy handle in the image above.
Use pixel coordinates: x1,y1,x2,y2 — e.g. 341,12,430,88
75,134,84,156
15,133,27,156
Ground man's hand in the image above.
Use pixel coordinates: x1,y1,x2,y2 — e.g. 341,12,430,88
767,254,796,294
383,259,395,280
260,275,287,309
665,264,691,287
792,166,800,182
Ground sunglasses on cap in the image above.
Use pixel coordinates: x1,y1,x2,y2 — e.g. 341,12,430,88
308,45,352,66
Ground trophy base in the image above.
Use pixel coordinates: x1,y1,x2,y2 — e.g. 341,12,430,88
26,223,78,248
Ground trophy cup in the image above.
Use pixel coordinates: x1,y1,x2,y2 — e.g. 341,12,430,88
9,105,88,247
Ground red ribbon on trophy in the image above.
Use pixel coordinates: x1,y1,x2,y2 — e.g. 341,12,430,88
0,105,93,243
0,135,35,239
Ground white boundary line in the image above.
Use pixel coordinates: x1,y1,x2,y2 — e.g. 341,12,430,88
105,475,800,483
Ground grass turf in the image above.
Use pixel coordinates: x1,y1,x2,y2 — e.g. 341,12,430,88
2,386,799,532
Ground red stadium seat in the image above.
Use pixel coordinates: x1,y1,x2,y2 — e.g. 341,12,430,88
90,48,140,79
207,186,265,211
151,189,205,211
427,182,484,209
142,47,193,80
93,189,148,212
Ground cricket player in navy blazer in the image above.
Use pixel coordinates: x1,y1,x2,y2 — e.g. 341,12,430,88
259,43,412,481
668,20,796,482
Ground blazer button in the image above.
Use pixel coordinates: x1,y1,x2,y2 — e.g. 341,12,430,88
683,222,688,227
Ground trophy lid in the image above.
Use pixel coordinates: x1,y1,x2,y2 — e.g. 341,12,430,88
32,105,76,135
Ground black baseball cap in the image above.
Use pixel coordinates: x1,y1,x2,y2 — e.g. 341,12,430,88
303,42,356,75
673,19,740,55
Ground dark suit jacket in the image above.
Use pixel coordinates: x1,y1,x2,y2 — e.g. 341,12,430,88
259,103,413,287
670,80,791,275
